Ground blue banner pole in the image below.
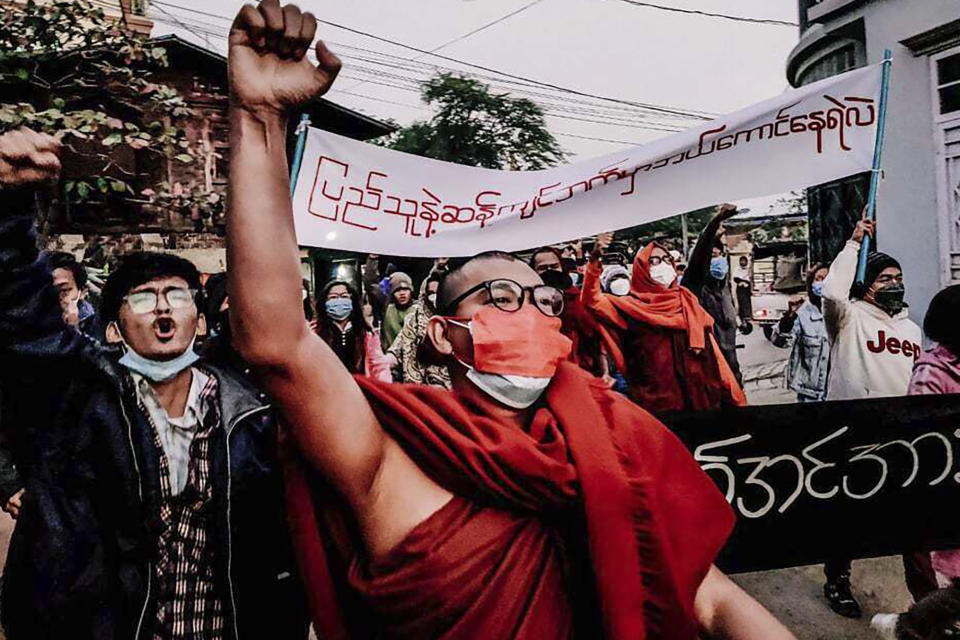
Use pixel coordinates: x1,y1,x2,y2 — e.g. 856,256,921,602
289,113,311,197
855,49,893,285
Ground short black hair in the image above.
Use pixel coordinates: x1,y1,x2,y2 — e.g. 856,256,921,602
924,284,960,353
436,250,521,313
203,272,228,318
101,252,201,324
321,278,356,297
806,262,829,296
47,251,87,289
528,246,562,268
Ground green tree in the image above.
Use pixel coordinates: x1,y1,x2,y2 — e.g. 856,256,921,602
0,0,206,229
383,73,564,170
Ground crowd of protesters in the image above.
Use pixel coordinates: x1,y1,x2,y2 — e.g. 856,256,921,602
0,1,958,639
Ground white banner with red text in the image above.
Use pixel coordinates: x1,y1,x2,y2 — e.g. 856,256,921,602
292,64,883,257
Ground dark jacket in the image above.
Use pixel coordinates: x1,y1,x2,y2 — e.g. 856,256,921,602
0,197,308,640
682,220,741,382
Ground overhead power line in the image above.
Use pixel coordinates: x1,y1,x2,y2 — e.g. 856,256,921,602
340,0,546,94
149,0,714,120
152,2,215,48
148,14,690,132
148,12,691,134
427,0,546,53
312,17,713,119
555,131,644,145
613,0,798,27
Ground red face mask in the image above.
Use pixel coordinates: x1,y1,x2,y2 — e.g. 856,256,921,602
449,304,573,378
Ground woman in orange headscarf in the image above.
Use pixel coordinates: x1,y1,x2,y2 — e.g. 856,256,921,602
581,233,746,414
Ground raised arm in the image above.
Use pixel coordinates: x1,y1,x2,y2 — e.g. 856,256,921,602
0,129,88,367
580,232,624,327
226,1,448,555
820,216,873,341
681,203,738,295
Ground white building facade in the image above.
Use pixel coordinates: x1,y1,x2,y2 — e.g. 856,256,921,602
788,0,960,320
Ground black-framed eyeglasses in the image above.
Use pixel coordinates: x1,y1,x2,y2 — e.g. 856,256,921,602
124,287,197,314
441,278,564,317
648,254,674,266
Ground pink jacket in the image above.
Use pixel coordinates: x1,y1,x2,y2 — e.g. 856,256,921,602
363,332,393,382
909,344,960,578
909,344,960,395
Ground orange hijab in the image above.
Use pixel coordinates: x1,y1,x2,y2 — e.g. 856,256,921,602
609,242,714,350
596,243,745,405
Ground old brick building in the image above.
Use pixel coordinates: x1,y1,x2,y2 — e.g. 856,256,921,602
45,32,392,274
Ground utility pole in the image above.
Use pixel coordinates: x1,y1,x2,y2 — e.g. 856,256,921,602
680,212,689,260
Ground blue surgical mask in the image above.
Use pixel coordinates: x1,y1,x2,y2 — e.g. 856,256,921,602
118,337,199,382
709,256,729,280
811,281,823,298
325,298,353,321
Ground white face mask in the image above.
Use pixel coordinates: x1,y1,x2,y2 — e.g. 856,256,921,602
117,336,199,382
609,278,631,296
448,319,552,409
465,369,552,409
649,262,677,287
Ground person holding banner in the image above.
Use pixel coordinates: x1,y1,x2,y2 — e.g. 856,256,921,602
581,232,746,413
820,214,926,618
224,3,796,638
822,215,921,401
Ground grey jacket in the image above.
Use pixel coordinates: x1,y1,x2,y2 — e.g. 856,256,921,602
772,301,830,400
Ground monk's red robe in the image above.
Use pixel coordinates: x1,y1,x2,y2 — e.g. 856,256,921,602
284,362,734,639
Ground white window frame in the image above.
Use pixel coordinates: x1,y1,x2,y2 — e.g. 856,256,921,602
931,44,960,286
931,46,960,124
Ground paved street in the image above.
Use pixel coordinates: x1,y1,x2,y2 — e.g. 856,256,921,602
735,327,912,639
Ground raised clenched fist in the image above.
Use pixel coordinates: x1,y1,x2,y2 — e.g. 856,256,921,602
228,0,342,118
0,128,61,187
591,231,614,260
715,203,739,222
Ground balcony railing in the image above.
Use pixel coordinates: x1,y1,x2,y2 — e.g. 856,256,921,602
802,0,864,30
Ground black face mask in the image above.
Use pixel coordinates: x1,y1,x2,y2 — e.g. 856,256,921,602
540,268,573,292
872,283,906,316
561,257,579,272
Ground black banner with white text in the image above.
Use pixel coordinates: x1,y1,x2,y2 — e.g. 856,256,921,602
662,394,960,574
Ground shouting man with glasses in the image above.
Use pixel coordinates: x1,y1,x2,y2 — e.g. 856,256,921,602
0,129,308,638
225,3,794,638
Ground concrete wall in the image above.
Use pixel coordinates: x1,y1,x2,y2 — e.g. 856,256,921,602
790,0,959,323
861,0,956,323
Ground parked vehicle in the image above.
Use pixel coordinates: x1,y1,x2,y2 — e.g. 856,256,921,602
749,241,807,339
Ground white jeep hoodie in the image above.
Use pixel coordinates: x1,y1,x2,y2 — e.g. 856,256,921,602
821,240,922,401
